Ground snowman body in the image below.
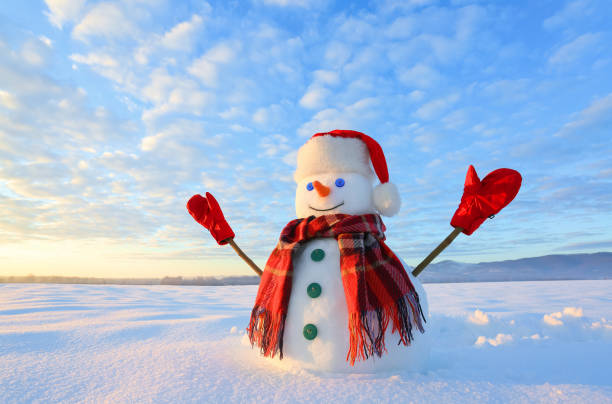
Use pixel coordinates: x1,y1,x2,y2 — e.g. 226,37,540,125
283,238,430,372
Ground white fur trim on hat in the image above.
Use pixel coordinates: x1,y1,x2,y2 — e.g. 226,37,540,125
373,182,401,217
293,136,374,182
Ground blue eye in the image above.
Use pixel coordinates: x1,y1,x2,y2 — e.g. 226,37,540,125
306,182,314,191
335,178,345,187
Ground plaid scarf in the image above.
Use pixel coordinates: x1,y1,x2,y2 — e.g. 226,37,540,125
247,213,425,365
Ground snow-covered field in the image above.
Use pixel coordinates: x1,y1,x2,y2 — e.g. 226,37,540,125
1,281,611,404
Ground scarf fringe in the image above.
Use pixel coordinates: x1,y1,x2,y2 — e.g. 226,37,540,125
347,290,426,365
247,306,286,359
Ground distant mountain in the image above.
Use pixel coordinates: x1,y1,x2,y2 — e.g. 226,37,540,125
417,252,612,283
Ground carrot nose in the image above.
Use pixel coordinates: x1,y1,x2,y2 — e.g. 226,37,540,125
313,180,330,197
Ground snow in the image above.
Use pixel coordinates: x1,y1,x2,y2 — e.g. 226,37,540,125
1,280,611,403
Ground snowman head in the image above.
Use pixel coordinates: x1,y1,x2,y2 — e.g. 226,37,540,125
294,130,401,218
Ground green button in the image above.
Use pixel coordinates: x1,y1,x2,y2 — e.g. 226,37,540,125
303,323,318,340
307,282,322,298
310,249,325,262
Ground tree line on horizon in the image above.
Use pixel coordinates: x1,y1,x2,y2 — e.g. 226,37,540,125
0,275,261,286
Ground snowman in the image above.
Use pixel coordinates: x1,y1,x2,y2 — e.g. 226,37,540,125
246,130,429,372
188,130,522,372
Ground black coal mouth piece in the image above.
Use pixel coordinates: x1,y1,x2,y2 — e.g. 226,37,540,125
309,202,345,212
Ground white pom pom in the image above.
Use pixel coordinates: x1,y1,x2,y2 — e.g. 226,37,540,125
373,182,401,217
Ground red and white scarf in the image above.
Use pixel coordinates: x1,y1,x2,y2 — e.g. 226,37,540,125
247,213,425,365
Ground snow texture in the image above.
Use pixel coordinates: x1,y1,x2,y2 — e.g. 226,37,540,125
1,280,611,403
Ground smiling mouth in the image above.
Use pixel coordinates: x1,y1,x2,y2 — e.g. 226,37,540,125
309,202,345,212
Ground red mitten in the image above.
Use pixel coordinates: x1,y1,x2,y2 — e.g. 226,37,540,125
187,192,235,245
451,165,522,235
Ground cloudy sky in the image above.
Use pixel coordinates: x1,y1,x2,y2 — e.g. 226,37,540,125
1,0,611,278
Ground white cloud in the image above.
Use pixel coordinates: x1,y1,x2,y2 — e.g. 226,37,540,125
409,90,425,102
543,0,593,31
230,124,251,133
385,16,416,39
252,108,268,124
299,86,330,109
412,130,443,153
337,17,376,44
70,52,119,68
414,93,460,120
299,70,341,110
481,79,530,102
398,64,441,88
219,107,243,120
252,104,284,126
442,109,468,129
548,33,601,65
259,134,291,157
0,90,19,110
324,41,351,68
160,15,204,51
44,0,86,29
555,92,612,137
474,333,513,347
168,87,210,112
426,158,442,168
204,43,236,63
188,43,238,87
297,97,380,137
419,34,457,64
73,3,137,42
400,5,485,64
140,68,212,122
563,307,583,317
20,39,51,67
188,58,217,87
543,312,564,326
543,307,583,326
468,309,489,325
142,87,212,123
0,45,130,149
140,132,166,151
201,172,227,189
344,45,382,74
38,36,53,47
69,51,132,86
346,97,379,113
455,4,484,41
381,0,436,13
282,149,298,167
139,120,221,156
262,0,315,7
77,160,89,170
313,70,340,86
298,108,351,137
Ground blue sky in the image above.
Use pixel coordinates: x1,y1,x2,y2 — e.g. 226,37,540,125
0,0,611,278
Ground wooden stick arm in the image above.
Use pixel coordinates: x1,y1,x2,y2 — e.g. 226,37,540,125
412,227,463,277
226,239,263,277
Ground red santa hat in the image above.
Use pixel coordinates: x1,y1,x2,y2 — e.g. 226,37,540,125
293,129,401,217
